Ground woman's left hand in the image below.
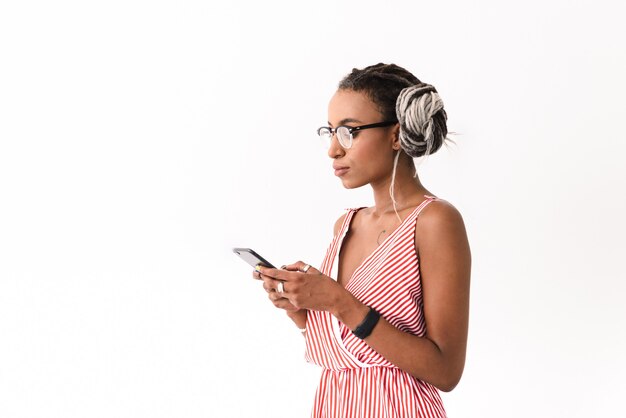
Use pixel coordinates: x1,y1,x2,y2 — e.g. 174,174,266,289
257,261,346,313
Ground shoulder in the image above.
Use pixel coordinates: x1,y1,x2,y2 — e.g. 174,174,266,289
415,199,468,247
332,206,364,236
419,198,465,226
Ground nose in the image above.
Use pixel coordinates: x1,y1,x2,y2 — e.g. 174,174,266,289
327,132,345,159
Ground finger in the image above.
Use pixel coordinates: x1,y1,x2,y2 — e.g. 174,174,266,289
279,263,300,272
268,288,289,302
304,265,321,275
268,290,281,302
262,276,288,294
286,261,320,274
271,297,298,311
252,270,263,280
281,262,301,271
261,277,278,294
257,265,292,281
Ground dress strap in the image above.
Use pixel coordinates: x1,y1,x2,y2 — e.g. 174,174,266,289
338,207,365,234
407,195,439,221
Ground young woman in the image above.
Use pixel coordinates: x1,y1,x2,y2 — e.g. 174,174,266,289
255,63,471,418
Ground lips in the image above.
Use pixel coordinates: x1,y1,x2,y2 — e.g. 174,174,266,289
333,164,349,177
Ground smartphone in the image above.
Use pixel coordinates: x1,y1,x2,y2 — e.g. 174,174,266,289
232,247,276,269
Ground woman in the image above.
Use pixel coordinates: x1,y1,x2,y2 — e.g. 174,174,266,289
255,63,471,418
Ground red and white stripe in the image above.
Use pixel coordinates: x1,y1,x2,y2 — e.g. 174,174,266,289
304,196,447,418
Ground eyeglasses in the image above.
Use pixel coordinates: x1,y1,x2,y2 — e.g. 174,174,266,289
316,121,397,149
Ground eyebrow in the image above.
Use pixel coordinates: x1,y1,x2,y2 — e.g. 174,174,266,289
328,117,363,127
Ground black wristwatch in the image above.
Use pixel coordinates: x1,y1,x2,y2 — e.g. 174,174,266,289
352,307,381,339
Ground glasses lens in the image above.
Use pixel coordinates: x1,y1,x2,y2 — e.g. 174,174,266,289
337,127,352,149
317,127,332,148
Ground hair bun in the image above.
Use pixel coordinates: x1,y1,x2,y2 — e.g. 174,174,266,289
395,83,448,158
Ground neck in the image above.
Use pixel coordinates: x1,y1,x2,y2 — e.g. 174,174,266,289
370,155,427,217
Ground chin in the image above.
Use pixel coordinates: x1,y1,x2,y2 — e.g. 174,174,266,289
340,177,367,190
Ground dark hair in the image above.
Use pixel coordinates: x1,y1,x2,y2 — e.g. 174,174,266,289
338,63,448,158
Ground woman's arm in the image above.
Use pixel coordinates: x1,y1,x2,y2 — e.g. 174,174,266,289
332,200,471,391
257,202,470,391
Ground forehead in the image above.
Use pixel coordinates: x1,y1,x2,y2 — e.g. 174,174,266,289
328,89,381,124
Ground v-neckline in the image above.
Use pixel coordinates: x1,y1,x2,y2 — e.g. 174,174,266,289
334,196,433,290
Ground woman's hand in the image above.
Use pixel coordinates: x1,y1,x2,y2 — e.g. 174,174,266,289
255,261,348,313
252,266,300,313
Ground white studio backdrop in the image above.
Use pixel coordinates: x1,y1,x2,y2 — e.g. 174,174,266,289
1,1,625,417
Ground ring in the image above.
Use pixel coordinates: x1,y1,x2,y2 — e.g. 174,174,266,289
301,264,311,273
277,281,284,294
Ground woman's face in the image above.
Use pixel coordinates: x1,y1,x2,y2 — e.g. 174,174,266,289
327,89,398,189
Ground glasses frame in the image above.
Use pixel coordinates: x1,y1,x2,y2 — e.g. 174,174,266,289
317,120,397,149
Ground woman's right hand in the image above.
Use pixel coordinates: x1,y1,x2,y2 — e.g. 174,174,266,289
252,267,301,313
253,267,308,331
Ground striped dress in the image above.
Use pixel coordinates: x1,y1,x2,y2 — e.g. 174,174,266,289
304,196,446,418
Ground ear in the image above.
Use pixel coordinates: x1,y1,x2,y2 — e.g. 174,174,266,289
391,123,401,150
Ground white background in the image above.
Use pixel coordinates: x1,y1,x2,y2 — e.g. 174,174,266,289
1,1,625,417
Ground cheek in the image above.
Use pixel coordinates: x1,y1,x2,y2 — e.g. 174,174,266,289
342,149,392,187
358,146,393,172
